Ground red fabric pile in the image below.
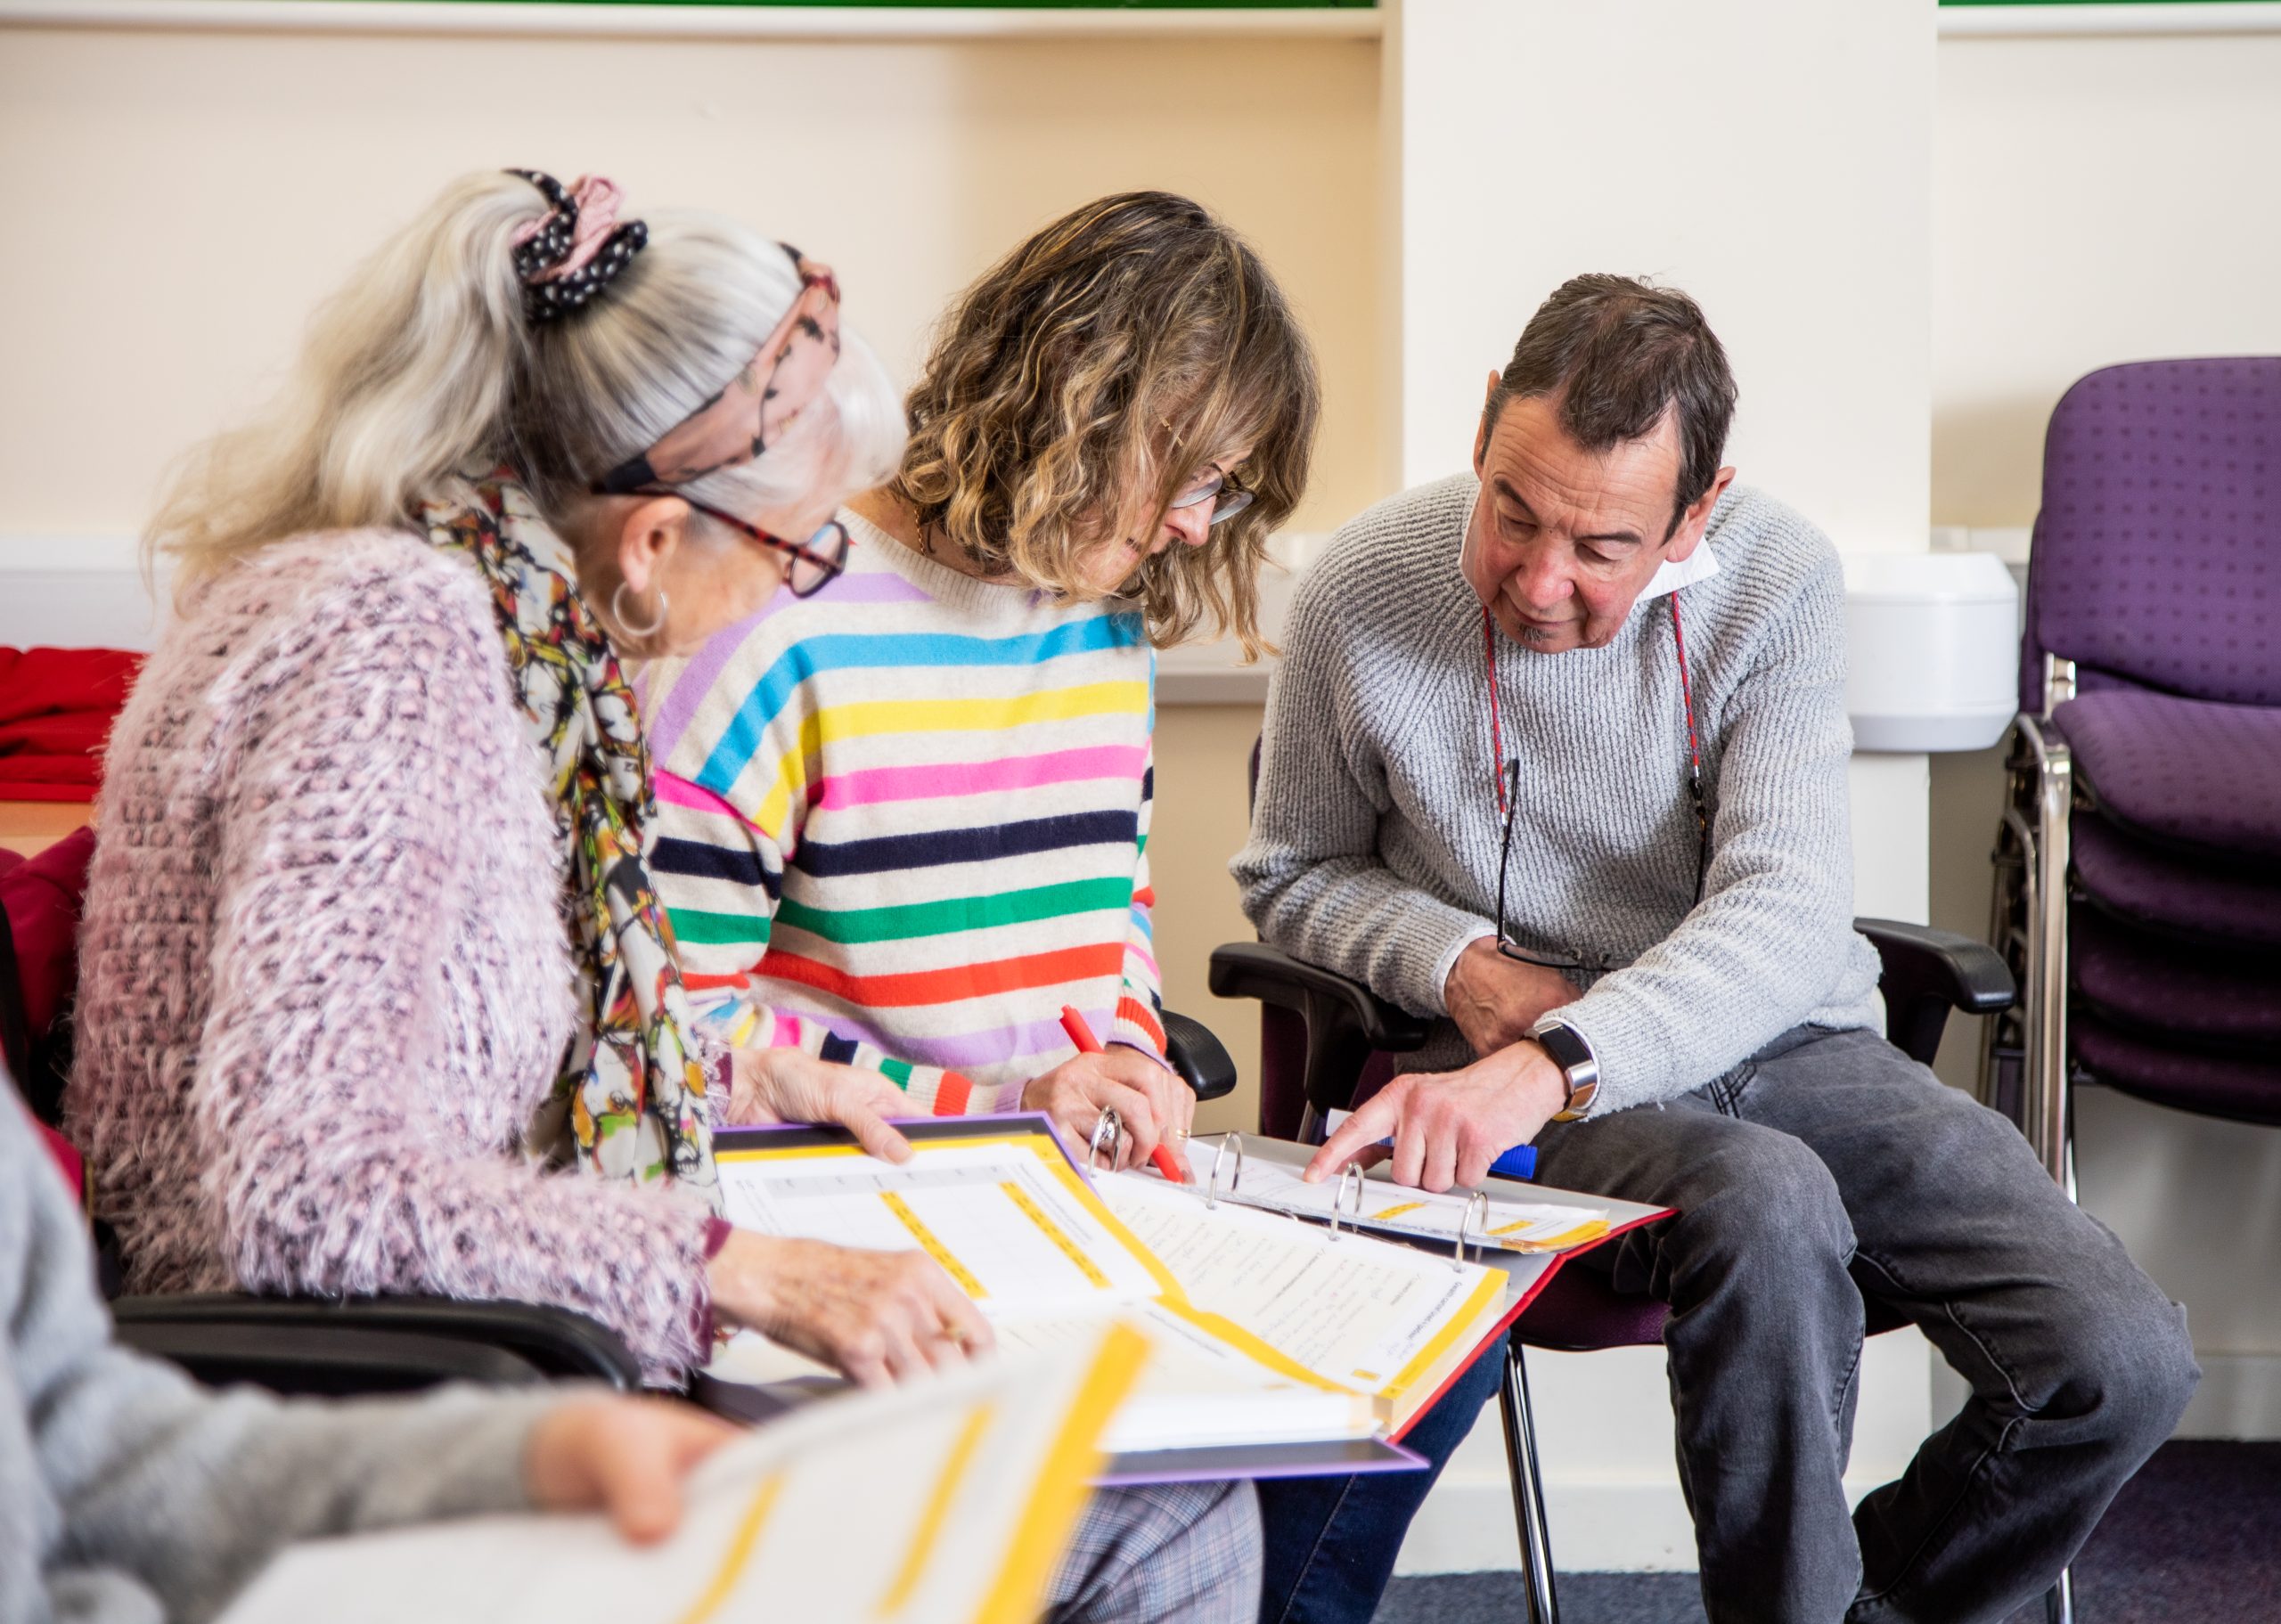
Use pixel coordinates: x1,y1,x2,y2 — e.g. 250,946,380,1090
0,647,143,802
2,825,96,1044
2,827,97,1196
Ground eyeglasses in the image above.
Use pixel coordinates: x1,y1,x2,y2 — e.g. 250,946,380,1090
1484,588,1711,975
1492,754,1710,975
1168,469,1255,526
624,486,849,599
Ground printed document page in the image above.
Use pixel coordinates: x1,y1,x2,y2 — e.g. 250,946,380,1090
224,1325,1149,1624
709,1128,1375,1454
1099,1174,1510,1428
1178,1133,1657,1253
721,1137,1163,1312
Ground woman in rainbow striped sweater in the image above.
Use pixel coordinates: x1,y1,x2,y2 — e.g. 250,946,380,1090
639,191,1317,1173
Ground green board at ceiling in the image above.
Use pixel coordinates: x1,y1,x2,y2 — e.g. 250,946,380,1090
1939,1,2267,7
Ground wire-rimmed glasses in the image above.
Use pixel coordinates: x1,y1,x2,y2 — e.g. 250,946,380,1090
1168,469,1255,527
1492,756,1710,974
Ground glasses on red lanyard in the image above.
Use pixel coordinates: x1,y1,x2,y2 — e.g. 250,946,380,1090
1487,597,1711,974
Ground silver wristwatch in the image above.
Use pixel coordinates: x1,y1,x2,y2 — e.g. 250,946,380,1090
1530,1016,1601,1122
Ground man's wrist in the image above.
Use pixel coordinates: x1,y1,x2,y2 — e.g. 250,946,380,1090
1495,1039,1571,1117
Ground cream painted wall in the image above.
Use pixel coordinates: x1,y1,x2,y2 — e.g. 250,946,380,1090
1934,32,2281,526
1930,29,2281,1440
0,24,1381,538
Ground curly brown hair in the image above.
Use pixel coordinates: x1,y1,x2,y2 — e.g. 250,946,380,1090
890,191,1319,656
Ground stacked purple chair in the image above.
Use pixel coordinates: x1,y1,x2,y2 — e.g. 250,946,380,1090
1988,357,2281,1194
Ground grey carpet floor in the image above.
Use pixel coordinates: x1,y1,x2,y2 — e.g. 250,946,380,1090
1370,1440,2281,1624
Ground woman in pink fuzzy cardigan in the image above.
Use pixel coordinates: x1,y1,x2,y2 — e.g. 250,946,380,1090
69,168,957,1388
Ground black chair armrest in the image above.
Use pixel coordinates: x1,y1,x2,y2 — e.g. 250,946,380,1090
1161,1008,1239,1101
113,1318,552,1396
1853,916,2016,1067
110,1293,642,1392
1206,942,1428,1052
1209,942,1429,1124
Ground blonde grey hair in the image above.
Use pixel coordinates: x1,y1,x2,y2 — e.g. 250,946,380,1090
148,169,904,593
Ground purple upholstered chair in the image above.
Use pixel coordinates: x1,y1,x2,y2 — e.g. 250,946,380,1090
1988,357,2281,1188
1210,748,2025,1621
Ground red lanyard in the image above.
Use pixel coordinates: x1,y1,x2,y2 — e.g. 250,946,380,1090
1483,597,1708,845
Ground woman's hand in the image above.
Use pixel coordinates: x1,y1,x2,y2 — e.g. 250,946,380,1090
707,1230,994,1389
1019,1047,1195,1171
726,1048,914,1163
523,1395,739,1544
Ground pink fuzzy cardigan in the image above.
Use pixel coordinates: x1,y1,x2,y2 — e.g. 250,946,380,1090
69,529,715,1380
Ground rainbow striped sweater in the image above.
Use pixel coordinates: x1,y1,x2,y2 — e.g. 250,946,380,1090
637,510,1165,1115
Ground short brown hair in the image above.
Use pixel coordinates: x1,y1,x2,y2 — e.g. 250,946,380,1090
891,192,1319,655
1482,274,1737,537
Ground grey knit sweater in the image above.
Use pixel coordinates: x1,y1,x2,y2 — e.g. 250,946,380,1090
1,1090,557,1624
1233,474,1883,1117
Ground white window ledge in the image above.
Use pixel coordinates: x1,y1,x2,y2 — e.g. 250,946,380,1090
1940,3,2281,37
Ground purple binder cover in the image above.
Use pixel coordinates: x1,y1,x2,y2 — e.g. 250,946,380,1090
1100,1435,1426,1487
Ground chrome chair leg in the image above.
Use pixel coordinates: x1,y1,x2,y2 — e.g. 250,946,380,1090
2023,681,2085,1624
1497,1335,1560,1624
2014,715,2074,1193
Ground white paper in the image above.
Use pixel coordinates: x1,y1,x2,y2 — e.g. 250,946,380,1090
707,1133,1373,1456
224,1333,1131,1624
1099,1174,1499,1398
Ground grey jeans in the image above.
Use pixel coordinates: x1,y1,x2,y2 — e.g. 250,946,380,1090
1529,1025,2197,1624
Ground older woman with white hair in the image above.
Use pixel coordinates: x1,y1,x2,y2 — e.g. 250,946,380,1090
64,167,1264,1624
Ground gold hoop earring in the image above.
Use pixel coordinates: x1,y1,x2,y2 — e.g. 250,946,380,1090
611,581,668,639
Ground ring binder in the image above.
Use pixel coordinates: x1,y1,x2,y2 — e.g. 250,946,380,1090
1206,1132,1244,1210
1453,1190,1488,1272
703,1115,1660,1484
1090,1109,1124,1173
1329,1162,1366,1242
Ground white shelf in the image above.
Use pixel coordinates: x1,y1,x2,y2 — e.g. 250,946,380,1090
0,2,1382,41
1940,3,2281,37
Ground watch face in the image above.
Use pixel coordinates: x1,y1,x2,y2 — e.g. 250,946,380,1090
1535,1023,1593,1075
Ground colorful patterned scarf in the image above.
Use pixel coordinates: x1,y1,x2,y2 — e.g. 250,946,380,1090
423,470,721,1209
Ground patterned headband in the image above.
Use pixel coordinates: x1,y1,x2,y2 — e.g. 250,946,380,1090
508,169,647,324
592,243,844,496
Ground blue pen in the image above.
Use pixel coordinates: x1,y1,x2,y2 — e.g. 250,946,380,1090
1489,1144,1540,1180
1366,1136,1538,1180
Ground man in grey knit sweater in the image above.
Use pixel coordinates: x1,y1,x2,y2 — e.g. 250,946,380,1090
1235,277,2196,1624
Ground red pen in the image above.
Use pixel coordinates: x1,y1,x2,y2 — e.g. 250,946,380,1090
1058,1004,1188,1184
